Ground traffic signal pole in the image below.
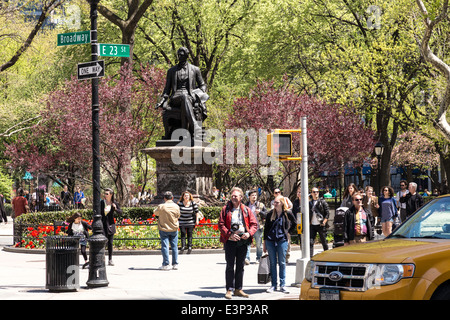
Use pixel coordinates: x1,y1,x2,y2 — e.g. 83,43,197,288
266,120,309,286
294,116,310,285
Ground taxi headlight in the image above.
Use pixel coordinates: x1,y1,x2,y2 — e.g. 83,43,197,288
373,264,415,286
305,260,314,282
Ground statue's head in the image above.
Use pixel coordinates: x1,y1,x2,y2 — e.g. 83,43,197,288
177,47,189,63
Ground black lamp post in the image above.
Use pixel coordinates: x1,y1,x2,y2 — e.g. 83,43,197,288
86,0,108,288
374,142,384,195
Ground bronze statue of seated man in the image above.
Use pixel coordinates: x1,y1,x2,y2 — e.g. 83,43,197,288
156,47,208,144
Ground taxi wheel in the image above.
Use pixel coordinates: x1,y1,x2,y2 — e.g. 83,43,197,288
431,283,450,300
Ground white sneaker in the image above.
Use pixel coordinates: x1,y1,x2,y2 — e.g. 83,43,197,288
266,286,276,293
158,265,171,271
172,264,178,270
280,286,289,294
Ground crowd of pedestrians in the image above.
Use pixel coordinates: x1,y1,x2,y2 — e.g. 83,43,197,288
8,178,431,300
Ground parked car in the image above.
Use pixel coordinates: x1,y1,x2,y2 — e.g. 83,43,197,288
301,195,450,300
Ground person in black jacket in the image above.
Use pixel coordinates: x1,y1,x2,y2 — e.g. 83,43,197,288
101,188,122,266
67,212,92,269
0,194,7,224
60,185,72,210
344,193,373,245
309,187,330,257
400,182,424,219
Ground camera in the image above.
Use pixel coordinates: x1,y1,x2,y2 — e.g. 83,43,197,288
231,223,243,235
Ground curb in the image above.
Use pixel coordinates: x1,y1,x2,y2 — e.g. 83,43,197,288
2,245,225,255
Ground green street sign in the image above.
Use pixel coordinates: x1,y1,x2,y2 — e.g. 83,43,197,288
57,30,90,46
98,43,130,57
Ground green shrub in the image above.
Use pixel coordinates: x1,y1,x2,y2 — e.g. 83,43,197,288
15,206,223,225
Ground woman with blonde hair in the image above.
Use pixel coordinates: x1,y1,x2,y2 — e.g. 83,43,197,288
263,195,296,294
363,186,379,235
177,191,199,254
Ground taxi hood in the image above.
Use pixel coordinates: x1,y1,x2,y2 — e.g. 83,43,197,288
312,238,450,264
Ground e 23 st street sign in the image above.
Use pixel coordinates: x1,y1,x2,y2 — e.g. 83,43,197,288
98,43,130,58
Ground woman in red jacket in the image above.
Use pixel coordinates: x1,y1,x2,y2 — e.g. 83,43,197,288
218,187,258,299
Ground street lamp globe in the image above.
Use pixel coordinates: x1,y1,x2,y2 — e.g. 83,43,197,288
374,142,384,157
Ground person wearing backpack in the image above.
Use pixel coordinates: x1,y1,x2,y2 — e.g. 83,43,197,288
309,187,330,257
333,206,347,248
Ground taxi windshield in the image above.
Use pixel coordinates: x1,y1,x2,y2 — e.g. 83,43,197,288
389,197,450,239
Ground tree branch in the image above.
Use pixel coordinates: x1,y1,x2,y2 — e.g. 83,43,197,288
416,0,450,141
0,116,42,137
0,0,65,72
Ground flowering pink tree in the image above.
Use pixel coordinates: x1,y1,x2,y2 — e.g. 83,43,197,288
223,80,376,195
5,64,165,203
391,131,439,182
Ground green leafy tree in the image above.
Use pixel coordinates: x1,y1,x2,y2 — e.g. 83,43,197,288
243,0,434,190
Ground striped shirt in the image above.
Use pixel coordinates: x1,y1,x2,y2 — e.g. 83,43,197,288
178,201,199,227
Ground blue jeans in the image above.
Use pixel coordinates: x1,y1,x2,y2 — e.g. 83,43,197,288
266,239,288,287
246,228,263,261
159,230,179,266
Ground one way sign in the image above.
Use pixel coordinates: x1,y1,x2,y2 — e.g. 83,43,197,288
77,60,105,80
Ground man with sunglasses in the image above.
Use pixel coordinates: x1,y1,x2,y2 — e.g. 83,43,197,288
309,187,330,257
395,180,409,223
344,193,374,245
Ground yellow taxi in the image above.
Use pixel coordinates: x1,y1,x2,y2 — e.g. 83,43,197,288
300,196,450,300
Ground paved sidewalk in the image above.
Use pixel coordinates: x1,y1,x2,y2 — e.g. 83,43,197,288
0,221,308,300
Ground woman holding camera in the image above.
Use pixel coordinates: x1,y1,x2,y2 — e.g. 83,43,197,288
263,195,297,294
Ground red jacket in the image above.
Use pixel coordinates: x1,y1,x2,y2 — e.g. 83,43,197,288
218,201,258,243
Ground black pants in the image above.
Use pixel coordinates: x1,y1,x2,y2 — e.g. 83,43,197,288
224,240,247,291
180,225,194,248
310,224,328,257
81,245,88,261
106,234,114,260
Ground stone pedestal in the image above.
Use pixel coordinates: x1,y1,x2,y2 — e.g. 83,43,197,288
142,145,218,204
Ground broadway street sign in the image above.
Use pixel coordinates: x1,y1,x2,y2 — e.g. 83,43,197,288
57,30,90,46
77,60,105,80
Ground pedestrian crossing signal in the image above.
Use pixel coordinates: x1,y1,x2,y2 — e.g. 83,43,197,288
267,133,292,157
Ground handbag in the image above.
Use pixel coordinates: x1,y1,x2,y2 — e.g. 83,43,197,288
196,210,204,224
257,253,271,284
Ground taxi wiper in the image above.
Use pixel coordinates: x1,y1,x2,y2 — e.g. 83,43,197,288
388,234,408,238
411,235,442,239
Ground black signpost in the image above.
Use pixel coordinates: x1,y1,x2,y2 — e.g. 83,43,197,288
86,0,108,288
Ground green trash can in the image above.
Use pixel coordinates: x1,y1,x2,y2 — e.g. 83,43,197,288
45,236,80,292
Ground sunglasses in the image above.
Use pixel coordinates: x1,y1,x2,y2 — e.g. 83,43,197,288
354,198,363,202
312,191,319,193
